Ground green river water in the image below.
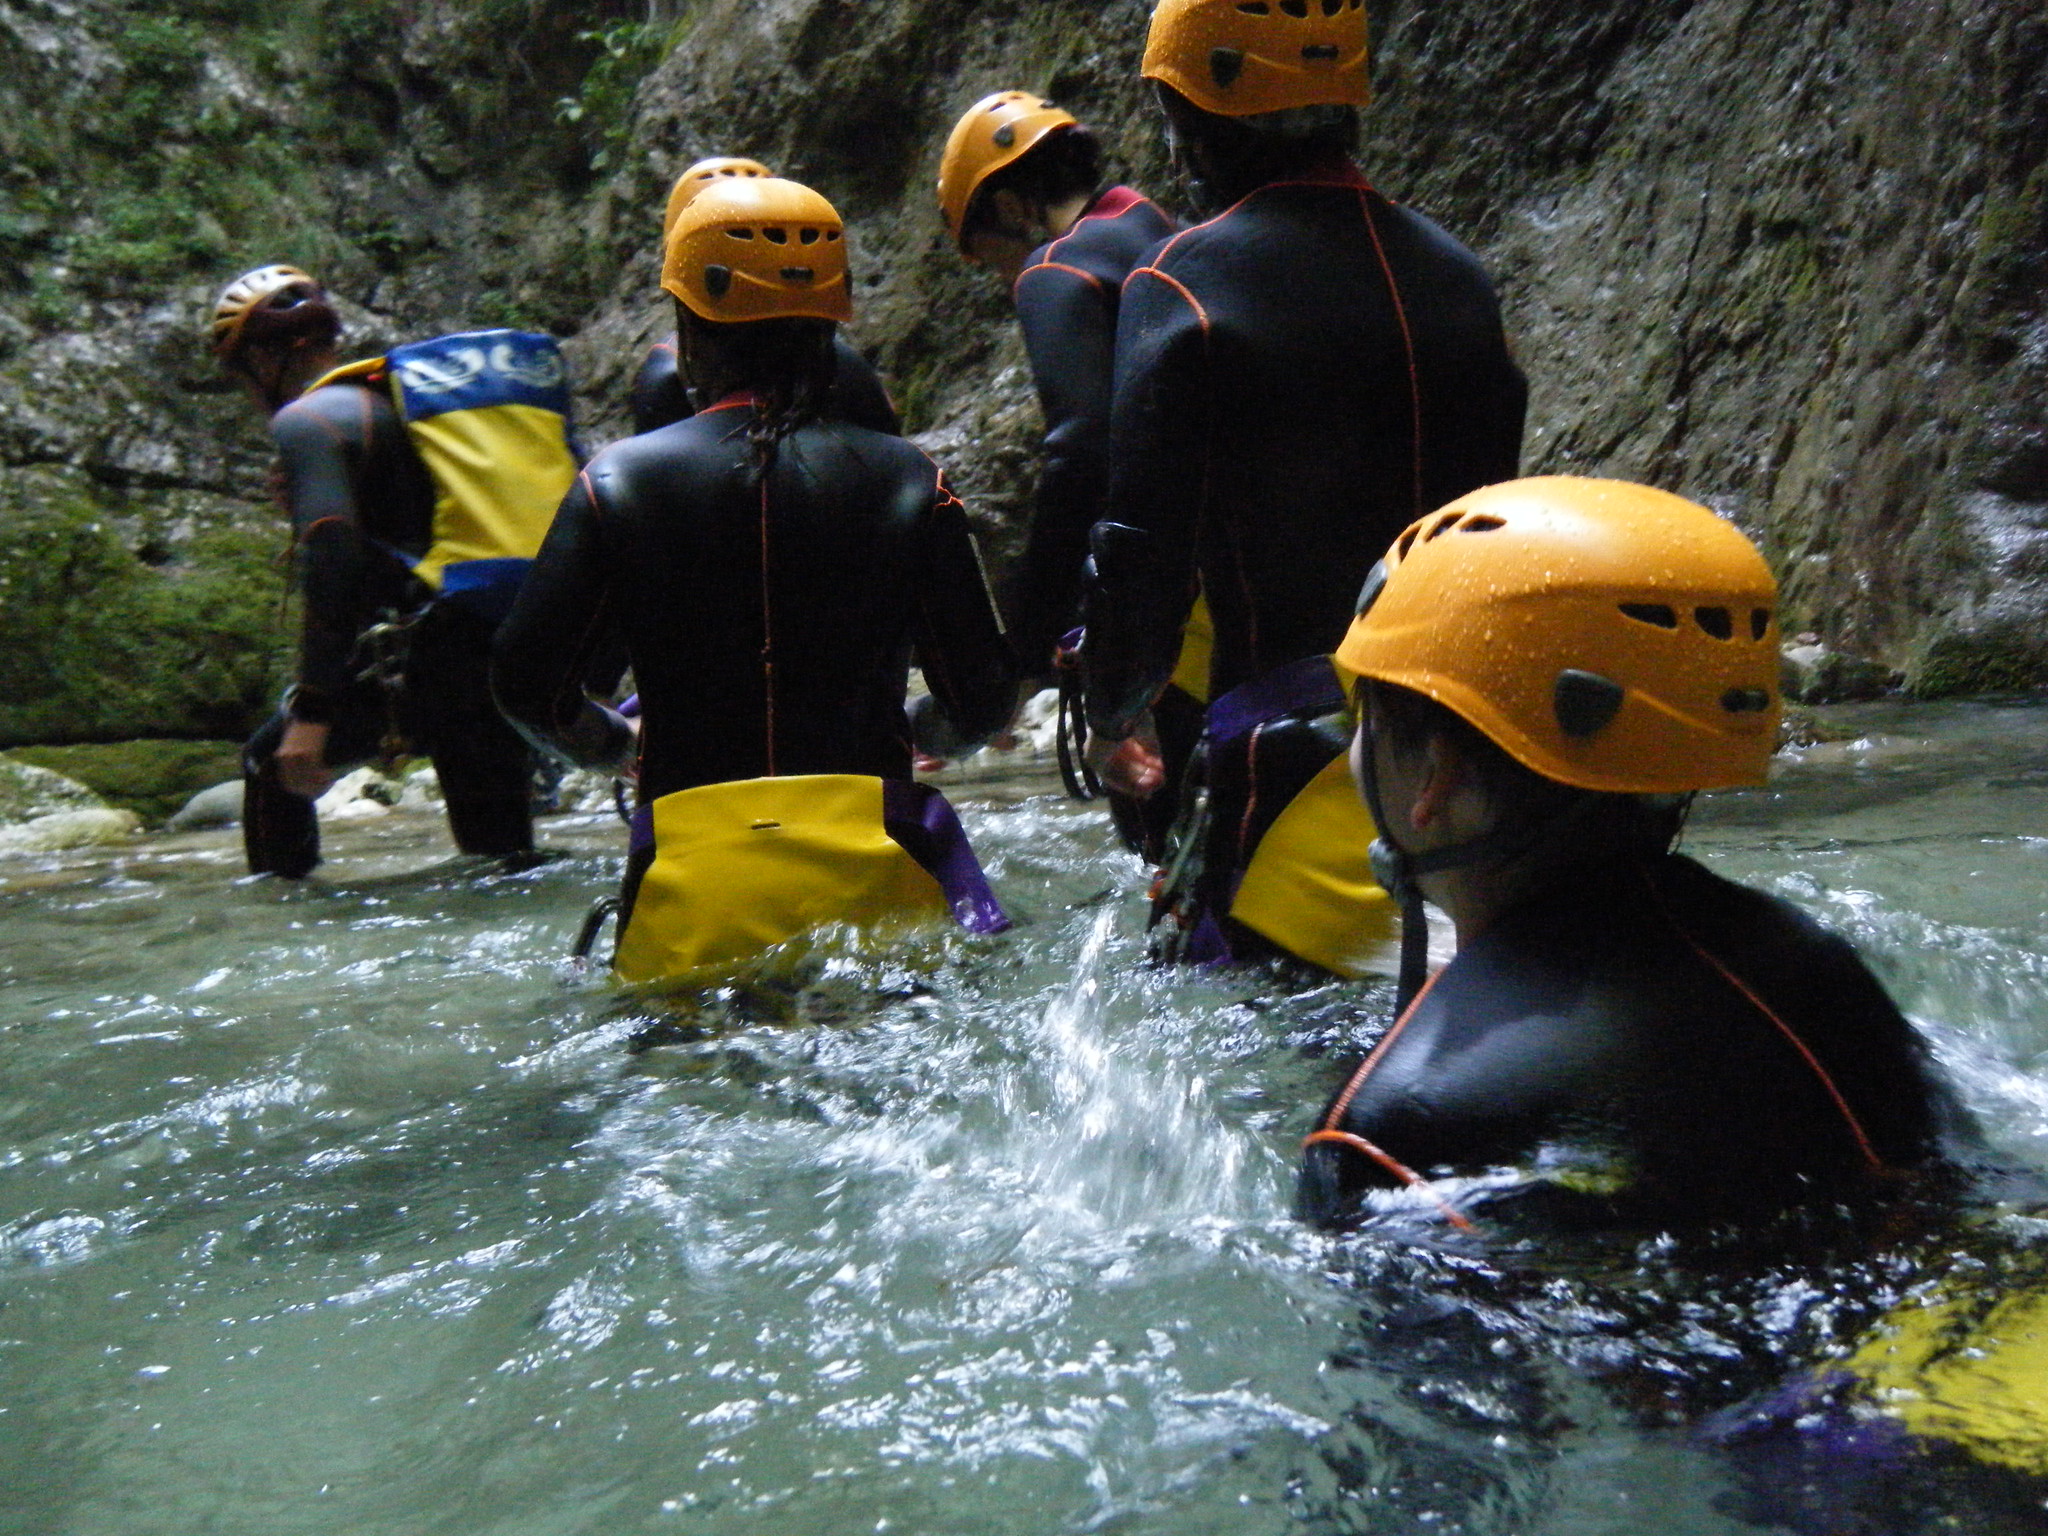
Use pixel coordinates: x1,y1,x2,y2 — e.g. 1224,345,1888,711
3,701,2047,1535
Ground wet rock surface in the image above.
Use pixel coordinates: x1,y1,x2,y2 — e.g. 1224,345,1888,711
0,0,2042,748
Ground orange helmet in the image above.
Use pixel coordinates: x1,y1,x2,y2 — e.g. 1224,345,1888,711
661,156,772,247
1143,0,1371,118
1336,477,1781,794
662,178,853,324
208,264,333,362
936,90,1079,248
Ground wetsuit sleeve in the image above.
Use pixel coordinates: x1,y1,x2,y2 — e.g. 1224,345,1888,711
1083,264,1206,740
1004,260,1119,684
491,468,634,769
828,337,901,437
909,471,1017,753
272,393,380,713
629,340,691,437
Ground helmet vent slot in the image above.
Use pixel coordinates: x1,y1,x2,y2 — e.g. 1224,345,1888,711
1236,1,1270,11
1302,44,1340,61
1323,0,1344,13
825,230,842,241
1209,47,1245,88
800,228,820,244
763,227,789,245
703,265,733,300
1694,606,1733,640
1280,0,1309,15
1455,514,1505,534
780,267,814,283
1750,608,1771,640
727,227,755,240
1721,688,1771,714
1554,670,1625,738
1619,602,1678,629
992,124,1016,148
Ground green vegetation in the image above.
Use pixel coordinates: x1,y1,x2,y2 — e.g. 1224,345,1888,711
0,473,290,747
556,15,691,171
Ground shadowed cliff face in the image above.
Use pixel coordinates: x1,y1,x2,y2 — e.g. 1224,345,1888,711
0,0,2042,745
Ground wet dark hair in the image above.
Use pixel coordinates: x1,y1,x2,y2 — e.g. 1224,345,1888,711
1360,679,1688,864
676,304,837,472
1154,83,1359,211
961,125,1103,242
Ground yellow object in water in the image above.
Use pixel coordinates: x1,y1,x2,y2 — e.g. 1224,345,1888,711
1229,750,1400,979
1845,1282,2048,1476
614,775,953,987
1169,591,1215,705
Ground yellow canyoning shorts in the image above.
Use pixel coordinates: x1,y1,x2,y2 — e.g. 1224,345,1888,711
1844,1279,2048,1476
614,775,955,988
1229,749,1401,979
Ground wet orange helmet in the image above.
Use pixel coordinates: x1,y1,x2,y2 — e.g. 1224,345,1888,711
1336,477,1781,794
662,178,853,324
208,264,335,363
1143,0,1371,118
936,90,1080,248
661,156,772,247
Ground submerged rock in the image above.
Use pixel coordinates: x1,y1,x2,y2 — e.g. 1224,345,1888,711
315,766,403,821
0,807,142,857
165,779,243,831
1780,642,1897,705
0,756,104,823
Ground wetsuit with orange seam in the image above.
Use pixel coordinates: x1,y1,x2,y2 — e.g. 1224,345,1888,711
629,333,900,438
240,378,534,877
1005,184,1177,681
1295,853,1970,1228
1084,160,1526,739
491,397,1015,807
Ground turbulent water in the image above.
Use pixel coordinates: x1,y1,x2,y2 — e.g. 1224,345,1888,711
3,705,2048,1536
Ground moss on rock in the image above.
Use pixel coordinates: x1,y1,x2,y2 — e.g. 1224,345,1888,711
5,740,245,825
1906,624,2048,699
0,468,289,747
0,757,105,824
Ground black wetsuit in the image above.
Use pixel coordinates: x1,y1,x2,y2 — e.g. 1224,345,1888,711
629,334,899,438
1297,854,1968,1227
492,392,1014,823
1005,185,1178,681
242,376,533,877
1084,160,1526,736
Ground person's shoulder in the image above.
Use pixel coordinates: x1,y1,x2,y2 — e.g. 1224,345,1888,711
1373,197,1495,278
1656,852,1839,947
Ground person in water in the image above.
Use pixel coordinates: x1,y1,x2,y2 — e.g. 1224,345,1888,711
1081,0,1527,972
211,265,535,878
1296,477,1969,1229
629,156,900,438
492,178,1016,984
938,92,1194,848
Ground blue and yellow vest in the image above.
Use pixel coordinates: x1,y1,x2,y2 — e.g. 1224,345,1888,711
309,330,579,617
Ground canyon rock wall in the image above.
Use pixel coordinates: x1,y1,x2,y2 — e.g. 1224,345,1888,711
0,0,2041,745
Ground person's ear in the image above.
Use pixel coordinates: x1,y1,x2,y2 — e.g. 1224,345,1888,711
1408,734,1465,831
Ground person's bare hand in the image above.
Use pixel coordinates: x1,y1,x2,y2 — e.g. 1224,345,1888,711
276,719,335,800
1084,731,1165,799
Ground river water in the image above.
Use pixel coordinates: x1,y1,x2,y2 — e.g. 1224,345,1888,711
2,702,2046,1535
